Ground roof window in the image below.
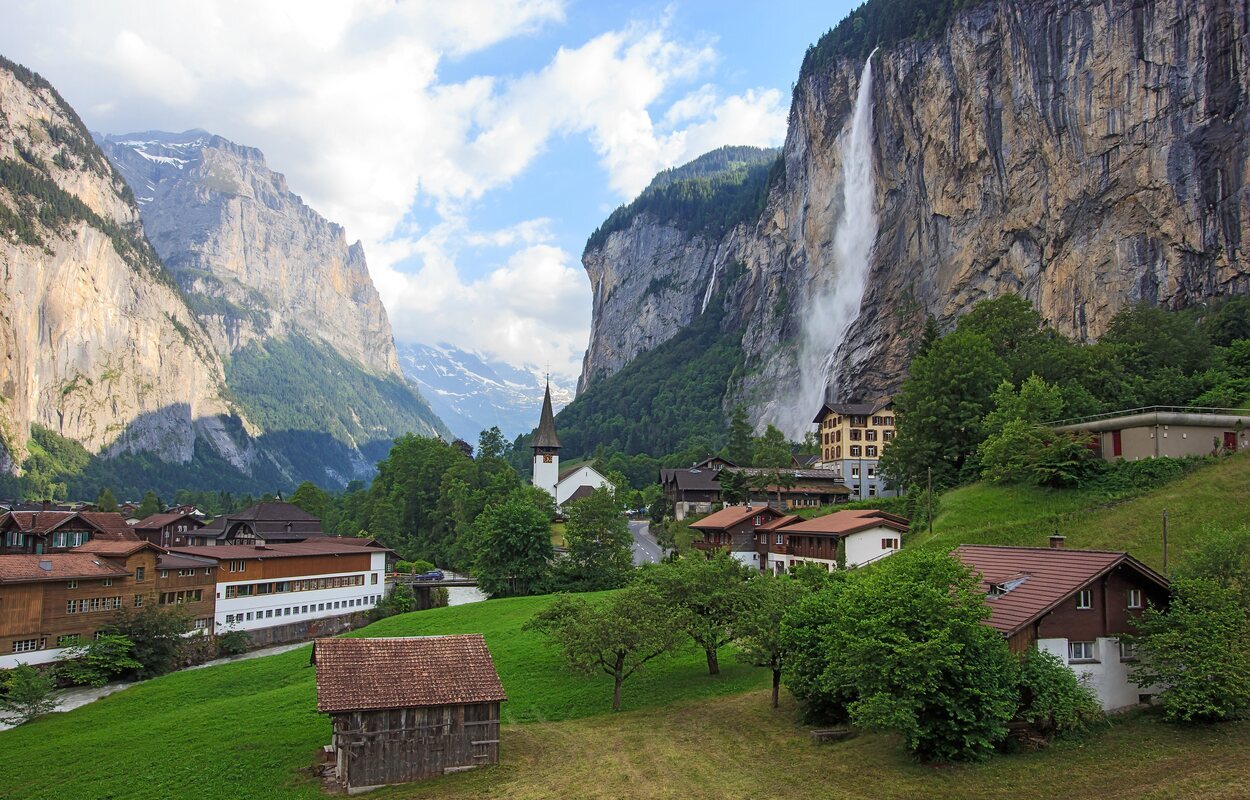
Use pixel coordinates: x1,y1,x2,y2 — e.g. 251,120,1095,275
987,575,1029,598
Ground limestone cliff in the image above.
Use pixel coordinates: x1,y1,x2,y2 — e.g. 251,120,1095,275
0,58,250,471
97,130,402,377
578,0,1250,436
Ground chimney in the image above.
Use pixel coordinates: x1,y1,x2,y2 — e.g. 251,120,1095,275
1049,535,1066,549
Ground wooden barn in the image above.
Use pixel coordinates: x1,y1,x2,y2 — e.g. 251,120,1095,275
313,634,506,792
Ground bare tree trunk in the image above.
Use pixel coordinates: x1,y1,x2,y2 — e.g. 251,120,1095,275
706,647,720,675
772,669,781,708
612,674,623,711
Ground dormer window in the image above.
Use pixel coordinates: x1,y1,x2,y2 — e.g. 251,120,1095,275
987,576,1030,598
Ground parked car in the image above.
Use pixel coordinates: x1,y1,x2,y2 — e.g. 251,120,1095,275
414,569,444,581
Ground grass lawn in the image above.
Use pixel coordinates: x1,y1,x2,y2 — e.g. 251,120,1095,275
367,692,1250,800
915,450,1250,571
0,594,764,800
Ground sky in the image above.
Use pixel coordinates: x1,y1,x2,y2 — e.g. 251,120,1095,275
0,0,858,382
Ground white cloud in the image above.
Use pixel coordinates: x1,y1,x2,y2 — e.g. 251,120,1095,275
1,1,788,386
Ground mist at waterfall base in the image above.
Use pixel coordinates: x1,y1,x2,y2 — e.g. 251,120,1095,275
775,50,879,440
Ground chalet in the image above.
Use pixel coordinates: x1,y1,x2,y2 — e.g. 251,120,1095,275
132,510,207,548
688,504,784,568
167,539,391,642
314,635,506,791
0,511,135,555
155,552,219,633
735,467,851,510
1052,406,1250,461
955,542,1170,711
758,509,909,574
0,538,161,668
197,501,325,546
659,465,724,520
812,399,897,499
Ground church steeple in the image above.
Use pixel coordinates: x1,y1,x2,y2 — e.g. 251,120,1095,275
532,378,561,496
532,379,561,451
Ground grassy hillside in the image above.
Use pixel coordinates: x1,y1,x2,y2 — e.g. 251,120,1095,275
0,594,764,800
3,593,1248,800
913,450,1250,570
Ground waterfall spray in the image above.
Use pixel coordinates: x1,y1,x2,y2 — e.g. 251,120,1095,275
778,48,879,439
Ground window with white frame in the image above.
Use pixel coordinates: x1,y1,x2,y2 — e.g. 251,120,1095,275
229,560,245,573
66,580,77,589
1076,588,1093,609
1127,588,1143,609
1068,641,1096,662
103,578,113,587
12,638,43,653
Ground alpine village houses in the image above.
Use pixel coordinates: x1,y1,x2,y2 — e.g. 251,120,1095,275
0,502,397,665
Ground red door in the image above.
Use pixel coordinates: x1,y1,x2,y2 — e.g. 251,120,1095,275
1225,432,1238,452
1111,430,1123,458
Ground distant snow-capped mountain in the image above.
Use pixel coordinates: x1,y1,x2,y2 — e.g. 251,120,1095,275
397,342,574,443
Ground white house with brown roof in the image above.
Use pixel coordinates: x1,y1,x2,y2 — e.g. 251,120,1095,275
763,509,909,573
956,543,1170,711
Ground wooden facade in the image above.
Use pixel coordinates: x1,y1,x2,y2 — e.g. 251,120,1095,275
329,702,501,788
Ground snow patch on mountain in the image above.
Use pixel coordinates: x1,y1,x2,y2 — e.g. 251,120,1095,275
397,341,573,443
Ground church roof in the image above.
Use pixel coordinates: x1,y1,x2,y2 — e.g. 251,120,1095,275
532,381,561,449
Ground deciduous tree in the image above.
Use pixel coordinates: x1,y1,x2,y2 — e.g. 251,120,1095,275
526,585,684,711
0,665,58,726
466,488,554,597
734,574,804,707
639,552,754,675
554,487,633,591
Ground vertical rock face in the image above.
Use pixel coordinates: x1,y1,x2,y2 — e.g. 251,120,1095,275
97,130,401,376
578,0,1250,432
0,60,249,470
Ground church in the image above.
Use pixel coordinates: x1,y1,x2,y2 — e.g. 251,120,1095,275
531,381,612,509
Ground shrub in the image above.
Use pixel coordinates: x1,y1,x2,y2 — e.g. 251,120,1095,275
1016,648,1102,737
0,665,58,726
1131,578,1250,723
394,560,435,575
102,605,193,679
215,629,251,658
56,634,141,687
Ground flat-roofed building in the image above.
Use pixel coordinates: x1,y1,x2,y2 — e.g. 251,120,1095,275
1052,406,1250,461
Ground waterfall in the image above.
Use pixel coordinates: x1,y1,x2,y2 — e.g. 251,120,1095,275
777,49,879,439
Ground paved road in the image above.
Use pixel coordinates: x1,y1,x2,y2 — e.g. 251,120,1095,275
630,520,663,566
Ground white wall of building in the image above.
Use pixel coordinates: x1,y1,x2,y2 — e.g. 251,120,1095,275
0,646,69,670
843,527,902,568
555,465,612,507
1037,637,1159,711
214,552,388,634
729,550,760,569
532,453,560,499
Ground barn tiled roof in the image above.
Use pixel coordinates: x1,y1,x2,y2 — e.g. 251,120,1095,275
954,545,1169,636
314,635,507,713
689,504,778,531
0,553,129,583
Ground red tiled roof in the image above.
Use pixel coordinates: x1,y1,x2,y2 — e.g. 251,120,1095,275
954,545,1169,636
688,504,778,531
756,514,800,532
0,553,129,583
72,539,156,557
779,509,909,537
167,539,391,561
314,635,507,713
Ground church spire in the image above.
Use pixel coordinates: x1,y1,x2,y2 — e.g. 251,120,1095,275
532,379,561,450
